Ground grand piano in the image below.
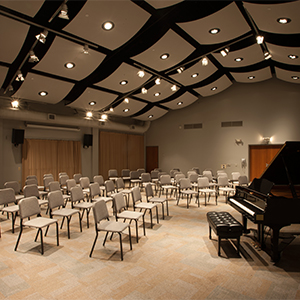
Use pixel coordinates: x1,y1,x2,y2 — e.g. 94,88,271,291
228,141,300,262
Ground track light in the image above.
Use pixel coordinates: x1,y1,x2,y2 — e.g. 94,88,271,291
15,70,24,81
202,57,208,66
58,3,69,20
142,87,147,94
177,67,184,74
124,98,129,103
11,99,19,109
28,50,39,62
86,111,93,118
83,44,89,54
101,114,108,120
220,48,229,57
137,70,145,78
256,35,264,44
36,30,48,43
264,51,272,60
171,85,177,91
155,78,161,85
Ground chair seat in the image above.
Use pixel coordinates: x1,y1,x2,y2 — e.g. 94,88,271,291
181,190,198,195
23,217,57,228
148,197,166,203
51,208,79,217
199,188,216,194
39,191,48,197
98,220,129,232
120,189,132,194
15,195,24,201
38,199,48,206
161,185,176,189
219,187,235,192
135,202,157,209
92,196,113,202
1,204,19,213
118,210,143,220
73,202,93,209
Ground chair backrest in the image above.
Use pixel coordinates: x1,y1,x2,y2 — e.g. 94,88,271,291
93,200,109,224
121,169,130,177
141,173,151,183
44,176,54,190
150,170,159,179
93,175,104,186
4,181,21,194
160,174,172,185
18,196,40,219
179,178,191,189
113,192,126,213
115,178,125,190
137,168,145,177
59,172,67,177
70,186,85,202
49,181,61,192
48,190,64,209
80,177,90,189
238,175,249,186
59,174,69,186
197,177,210,188
202,170,213,182
43,173,53,179
73,173,82,184
66,179,76,193
130,170,139,180
0,188,16,205
145,183,154,199
108,169,118,178
192,167,200,174
187,170,197,177
26,175,38,180
175,173,185,184
232,172,241,181
158,172,167,180
23,184,40,198
89,182,101,198
25,178,38,186
105,180,115,195
218,176,229,186
131,186,142,204
188,173,198,183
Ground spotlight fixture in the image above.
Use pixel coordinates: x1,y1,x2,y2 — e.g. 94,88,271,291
262,137,272,144
39,91,48,96
109,107,114,112
291,76,299,80
288,54,298,60
15,70,24,81
191,73,198,78
142,87,147,94
101,114,108,120
220,48,229,57
123,108,129,113
148,115,153,119
155,78,161,85
248,76,255,80
102,21,114,31
28,50,39,62
35,30,48,43
58,3,69,20
235,139,243,145
124,98,129,103
202,57,208,66
171,85,177,91
64,62,75,69
160,53,169,60
177,67,184,74
137,70,145,78
11,99,19,109
83,44,89,54
177,101,183,106
211,87,217,91
234,57,243,62
120,80,128,85
86,111,93,118
277,18,291,24
89,101,96,106
209,28,220,34
256,35,264,44
264,51,272,60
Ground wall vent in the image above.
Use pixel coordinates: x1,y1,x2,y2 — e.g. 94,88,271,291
184,123,202,129
48,113,56,120
221,121,243,127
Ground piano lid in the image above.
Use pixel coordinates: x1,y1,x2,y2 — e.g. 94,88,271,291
260,141,300,186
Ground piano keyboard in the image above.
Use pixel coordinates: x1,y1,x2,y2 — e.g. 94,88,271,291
229,198,255,216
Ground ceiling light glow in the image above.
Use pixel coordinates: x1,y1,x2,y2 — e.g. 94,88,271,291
148,115,153,119
177,67,184,74
209,28,220,34
101,114,108,120
288,54,298,60
15,70,24,81
220,48,229,57
137,70,145,78
160,53,169,60
39,91,48,96
177,101,183,106
83,44,89,54
120,80,128,85
89,101,96,106
86,111,93,118
191,73,198,78
154,92,160,97
291,76,299,80
264,51,272,60
234,57,243,62
65,62,75,69
124,98,129,103
277,18,291,24
123,108,129,113
256,35,264,44
35,30,48,43
155,78,161,85
202,57,208,66
28,50,39,62
142,87,147,94
211,87,217,91
102,21,114,30
171,85,177,91
248,76,255,80
58,3,69,20
11,100,19,108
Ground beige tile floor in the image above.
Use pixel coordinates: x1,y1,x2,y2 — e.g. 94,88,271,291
0,192,300,299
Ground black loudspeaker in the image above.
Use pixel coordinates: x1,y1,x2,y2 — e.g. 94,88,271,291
83,134,93,148
12,129,24,146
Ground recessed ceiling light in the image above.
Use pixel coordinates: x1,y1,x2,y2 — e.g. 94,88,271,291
248,76,255,80
64,62,75,69
123,108,130,113
120,80,128,85
277,18,291,24
102,21,114,30
39,91,48,96
191,73,198,78
154,92,161,97
89,101,96,106
109,108,114,112
209,28,220,34
211,87,217,91
288,54,298,60
235,57,243,62
177,101,183,106
256,35,264,44
160,53,169,60
291,76,299,80
148,115,153,119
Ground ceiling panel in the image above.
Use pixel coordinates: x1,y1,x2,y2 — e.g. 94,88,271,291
266,43,300,65
0,0,42,17
162,92,198,110
112,98,147,117
274,67,300,84
134,106,168,121
147,0,183,9
231,67,272,83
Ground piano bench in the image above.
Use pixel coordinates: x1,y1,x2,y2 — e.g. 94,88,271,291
206,211,243,256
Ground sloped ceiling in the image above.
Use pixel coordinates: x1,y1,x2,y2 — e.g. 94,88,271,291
0,0,299,123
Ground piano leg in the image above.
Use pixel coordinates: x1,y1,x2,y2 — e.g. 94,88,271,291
242,215,250,234
270,226,282,262
257,223,265,249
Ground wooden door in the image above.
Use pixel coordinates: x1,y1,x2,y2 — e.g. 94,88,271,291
249,144,283,182
146,146,158,173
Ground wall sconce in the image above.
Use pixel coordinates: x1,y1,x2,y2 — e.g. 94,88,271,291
262,137,271,144
235,139,243,145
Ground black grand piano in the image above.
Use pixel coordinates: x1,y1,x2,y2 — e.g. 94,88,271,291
228,141,300,262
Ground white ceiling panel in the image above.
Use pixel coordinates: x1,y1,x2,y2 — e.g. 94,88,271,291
177,3,251,45
266,43,300,65
275,67,300,84
134,106,168,121
147,0,183,9
162,92,198,110
34,37,106,81
12,73,74,104
0,66,8,88
0,0,42,17
231,67,272,83
132,29,195,72
64,1,150,50
112,98,147,117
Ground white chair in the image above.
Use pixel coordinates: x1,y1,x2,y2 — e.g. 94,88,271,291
14,196,59,255
89,182,113,204
49,181,71,204
159,174,177,198
129,170,141,187
4,181,24,202
197,177,217,206
115,178,132,208
108,169,118,182
23,184,48,207
217,176,236,203
177,178,198,208
89,200,132,261
93,175,106,196
79,176,90,198
238,175,249,186
59,174,69,193
113,192,145,243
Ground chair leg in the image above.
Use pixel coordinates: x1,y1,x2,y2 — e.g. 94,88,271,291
103,231,109,246
40,228,44,255
119,232,123,261
142,215,146,236
66,216,71,239
166,200,169,216
14,225,23,251
149,209,153,229
56,222,59,246
78,212,82,232
128,226,132,250
89,231,98,257
161,203,164,220
135,220,138,243
155,206,159,224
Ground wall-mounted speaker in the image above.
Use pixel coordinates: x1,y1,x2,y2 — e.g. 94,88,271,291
83,134,93,148
12,129,24,146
